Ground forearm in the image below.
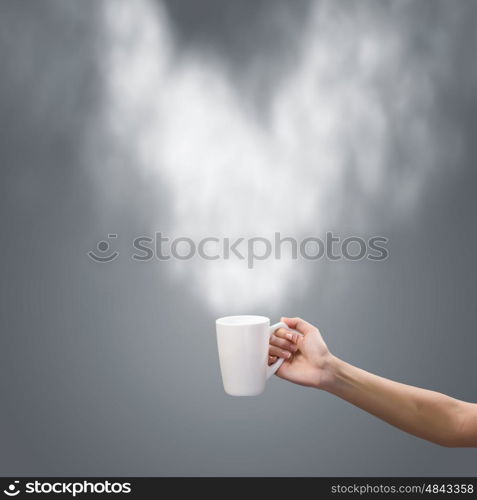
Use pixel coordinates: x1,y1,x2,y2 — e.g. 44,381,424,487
321,355,473,447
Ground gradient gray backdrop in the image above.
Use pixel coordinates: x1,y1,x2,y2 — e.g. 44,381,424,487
1,0,477,476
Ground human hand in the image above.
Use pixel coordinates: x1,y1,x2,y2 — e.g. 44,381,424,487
268,317,334,389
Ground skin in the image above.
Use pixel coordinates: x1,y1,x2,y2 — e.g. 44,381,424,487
268,317,477,447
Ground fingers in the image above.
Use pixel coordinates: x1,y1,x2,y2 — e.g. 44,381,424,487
268,320,311,361
269,345,292,359
270,331,298,352
281,317,316,335
273,327,300,345
268,355,278,365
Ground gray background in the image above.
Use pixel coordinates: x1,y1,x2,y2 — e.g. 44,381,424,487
1,0,477,476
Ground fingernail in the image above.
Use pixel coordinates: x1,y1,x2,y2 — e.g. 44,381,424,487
290,344,297,352
286,333,293,340
285,351,291,359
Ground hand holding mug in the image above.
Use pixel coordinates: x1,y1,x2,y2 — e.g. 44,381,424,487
268,317,334,389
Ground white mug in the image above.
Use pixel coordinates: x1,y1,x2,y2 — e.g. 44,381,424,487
216,315,296,396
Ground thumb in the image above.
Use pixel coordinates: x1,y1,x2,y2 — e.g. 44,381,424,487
281,317,315,336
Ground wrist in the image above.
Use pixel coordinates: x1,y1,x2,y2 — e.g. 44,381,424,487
314,353,344,392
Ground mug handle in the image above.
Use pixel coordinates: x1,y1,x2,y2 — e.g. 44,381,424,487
266,321,302,379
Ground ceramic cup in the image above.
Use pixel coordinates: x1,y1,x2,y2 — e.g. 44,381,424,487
216,315,297,396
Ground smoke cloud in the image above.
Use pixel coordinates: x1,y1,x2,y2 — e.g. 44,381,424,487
96,0,447,312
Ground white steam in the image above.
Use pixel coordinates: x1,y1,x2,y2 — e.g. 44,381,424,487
98,0,436,312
